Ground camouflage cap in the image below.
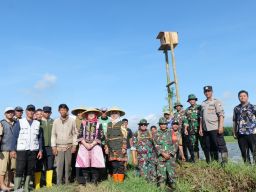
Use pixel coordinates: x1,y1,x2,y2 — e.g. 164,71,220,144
187,94,198,102
158,117,168,124
138,119,149,125
174,102,183,108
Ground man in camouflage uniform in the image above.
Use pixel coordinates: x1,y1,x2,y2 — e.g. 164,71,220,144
173,102,189,161
153,117,176,190
131,119,157,182
184,94,206,161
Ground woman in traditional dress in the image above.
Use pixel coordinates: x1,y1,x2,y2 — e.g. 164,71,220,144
75,108,105,185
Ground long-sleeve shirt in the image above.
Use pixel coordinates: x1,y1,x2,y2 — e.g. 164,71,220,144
51,116,77,149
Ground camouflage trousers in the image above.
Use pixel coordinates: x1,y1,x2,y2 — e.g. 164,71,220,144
157,158,176,185
136,160,157,182
188,133,205,153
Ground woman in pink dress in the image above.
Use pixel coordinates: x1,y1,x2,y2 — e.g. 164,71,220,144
75,108,105,185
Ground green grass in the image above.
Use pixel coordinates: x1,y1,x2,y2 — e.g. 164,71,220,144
224,136,236,143
36,161,256,192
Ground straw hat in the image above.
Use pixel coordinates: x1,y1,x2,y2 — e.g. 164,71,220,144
71,106,87,116
106,106,125,117
82,107,102,117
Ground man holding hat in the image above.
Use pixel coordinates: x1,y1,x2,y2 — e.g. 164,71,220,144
11,104,43,192
199,86,228,164
131,119,157,182
153,117,176,190
34,106,54,189
14,106,24,120
0,107,17,191
184,94,206,162
105,107,127,183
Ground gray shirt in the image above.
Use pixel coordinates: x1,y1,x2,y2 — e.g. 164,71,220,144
201,98,224,131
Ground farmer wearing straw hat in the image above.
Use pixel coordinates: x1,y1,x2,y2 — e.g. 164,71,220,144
105,107,127,183
75,108,105,185
131,119,157,182
71,106,86,182
184,94,206,162
71,107,87,132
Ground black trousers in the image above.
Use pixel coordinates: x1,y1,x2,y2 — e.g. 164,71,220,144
36,146,54,171
77,168,99,184
111,161,125,174
204,130,219,163
16,150,38,177
217,133,228,153
238,134,256,163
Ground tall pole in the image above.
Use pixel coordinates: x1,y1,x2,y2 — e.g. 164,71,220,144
170,42,180,103
164,50,173,115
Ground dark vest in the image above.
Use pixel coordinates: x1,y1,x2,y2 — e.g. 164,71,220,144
0,119,15,151
107,121,124,151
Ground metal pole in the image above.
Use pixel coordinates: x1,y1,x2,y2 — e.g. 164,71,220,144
170,42,180,103
164,50,173,115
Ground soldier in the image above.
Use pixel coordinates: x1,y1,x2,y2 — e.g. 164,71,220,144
131,119,157,182
173,102,189,161
184,94,205,162
105,107,127,183
171,120,186,161
199,86,228,164
153,117,176,190
233,90,256,163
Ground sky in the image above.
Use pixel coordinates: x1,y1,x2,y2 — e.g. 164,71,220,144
0,0,256,130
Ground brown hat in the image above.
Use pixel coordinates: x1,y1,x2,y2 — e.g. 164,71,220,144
82,108,102,117
106,106,125,117
71,107,87,116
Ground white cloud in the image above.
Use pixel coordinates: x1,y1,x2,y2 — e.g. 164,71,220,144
34,73,57,90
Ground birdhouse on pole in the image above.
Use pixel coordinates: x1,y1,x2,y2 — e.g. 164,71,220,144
156,31,180,115
156,32,179,50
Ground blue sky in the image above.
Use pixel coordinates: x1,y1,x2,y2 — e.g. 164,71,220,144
0,1,255,129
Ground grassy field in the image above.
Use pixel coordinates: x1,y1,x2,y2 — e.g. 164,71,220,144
36,161,256,192
224,136,236,143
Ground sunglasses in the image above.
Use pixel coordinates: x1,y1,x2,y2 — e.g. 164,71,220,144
140,124,148,126
159,123,167,125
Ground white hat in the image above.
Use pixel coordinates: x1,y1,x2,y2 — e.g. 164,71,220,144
4,107,15,113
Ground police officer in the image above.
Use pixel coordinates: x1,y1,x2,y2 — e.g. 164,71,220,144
199,86,228,164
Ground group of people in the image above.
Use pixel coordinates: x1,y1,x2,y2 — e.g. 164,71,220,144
0,85,255,191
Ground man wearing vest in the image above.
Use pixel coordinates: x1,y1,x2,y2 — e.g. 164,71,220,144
34,106,54,189
0,107,17,191
51,104,77,185
11,104,43,192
